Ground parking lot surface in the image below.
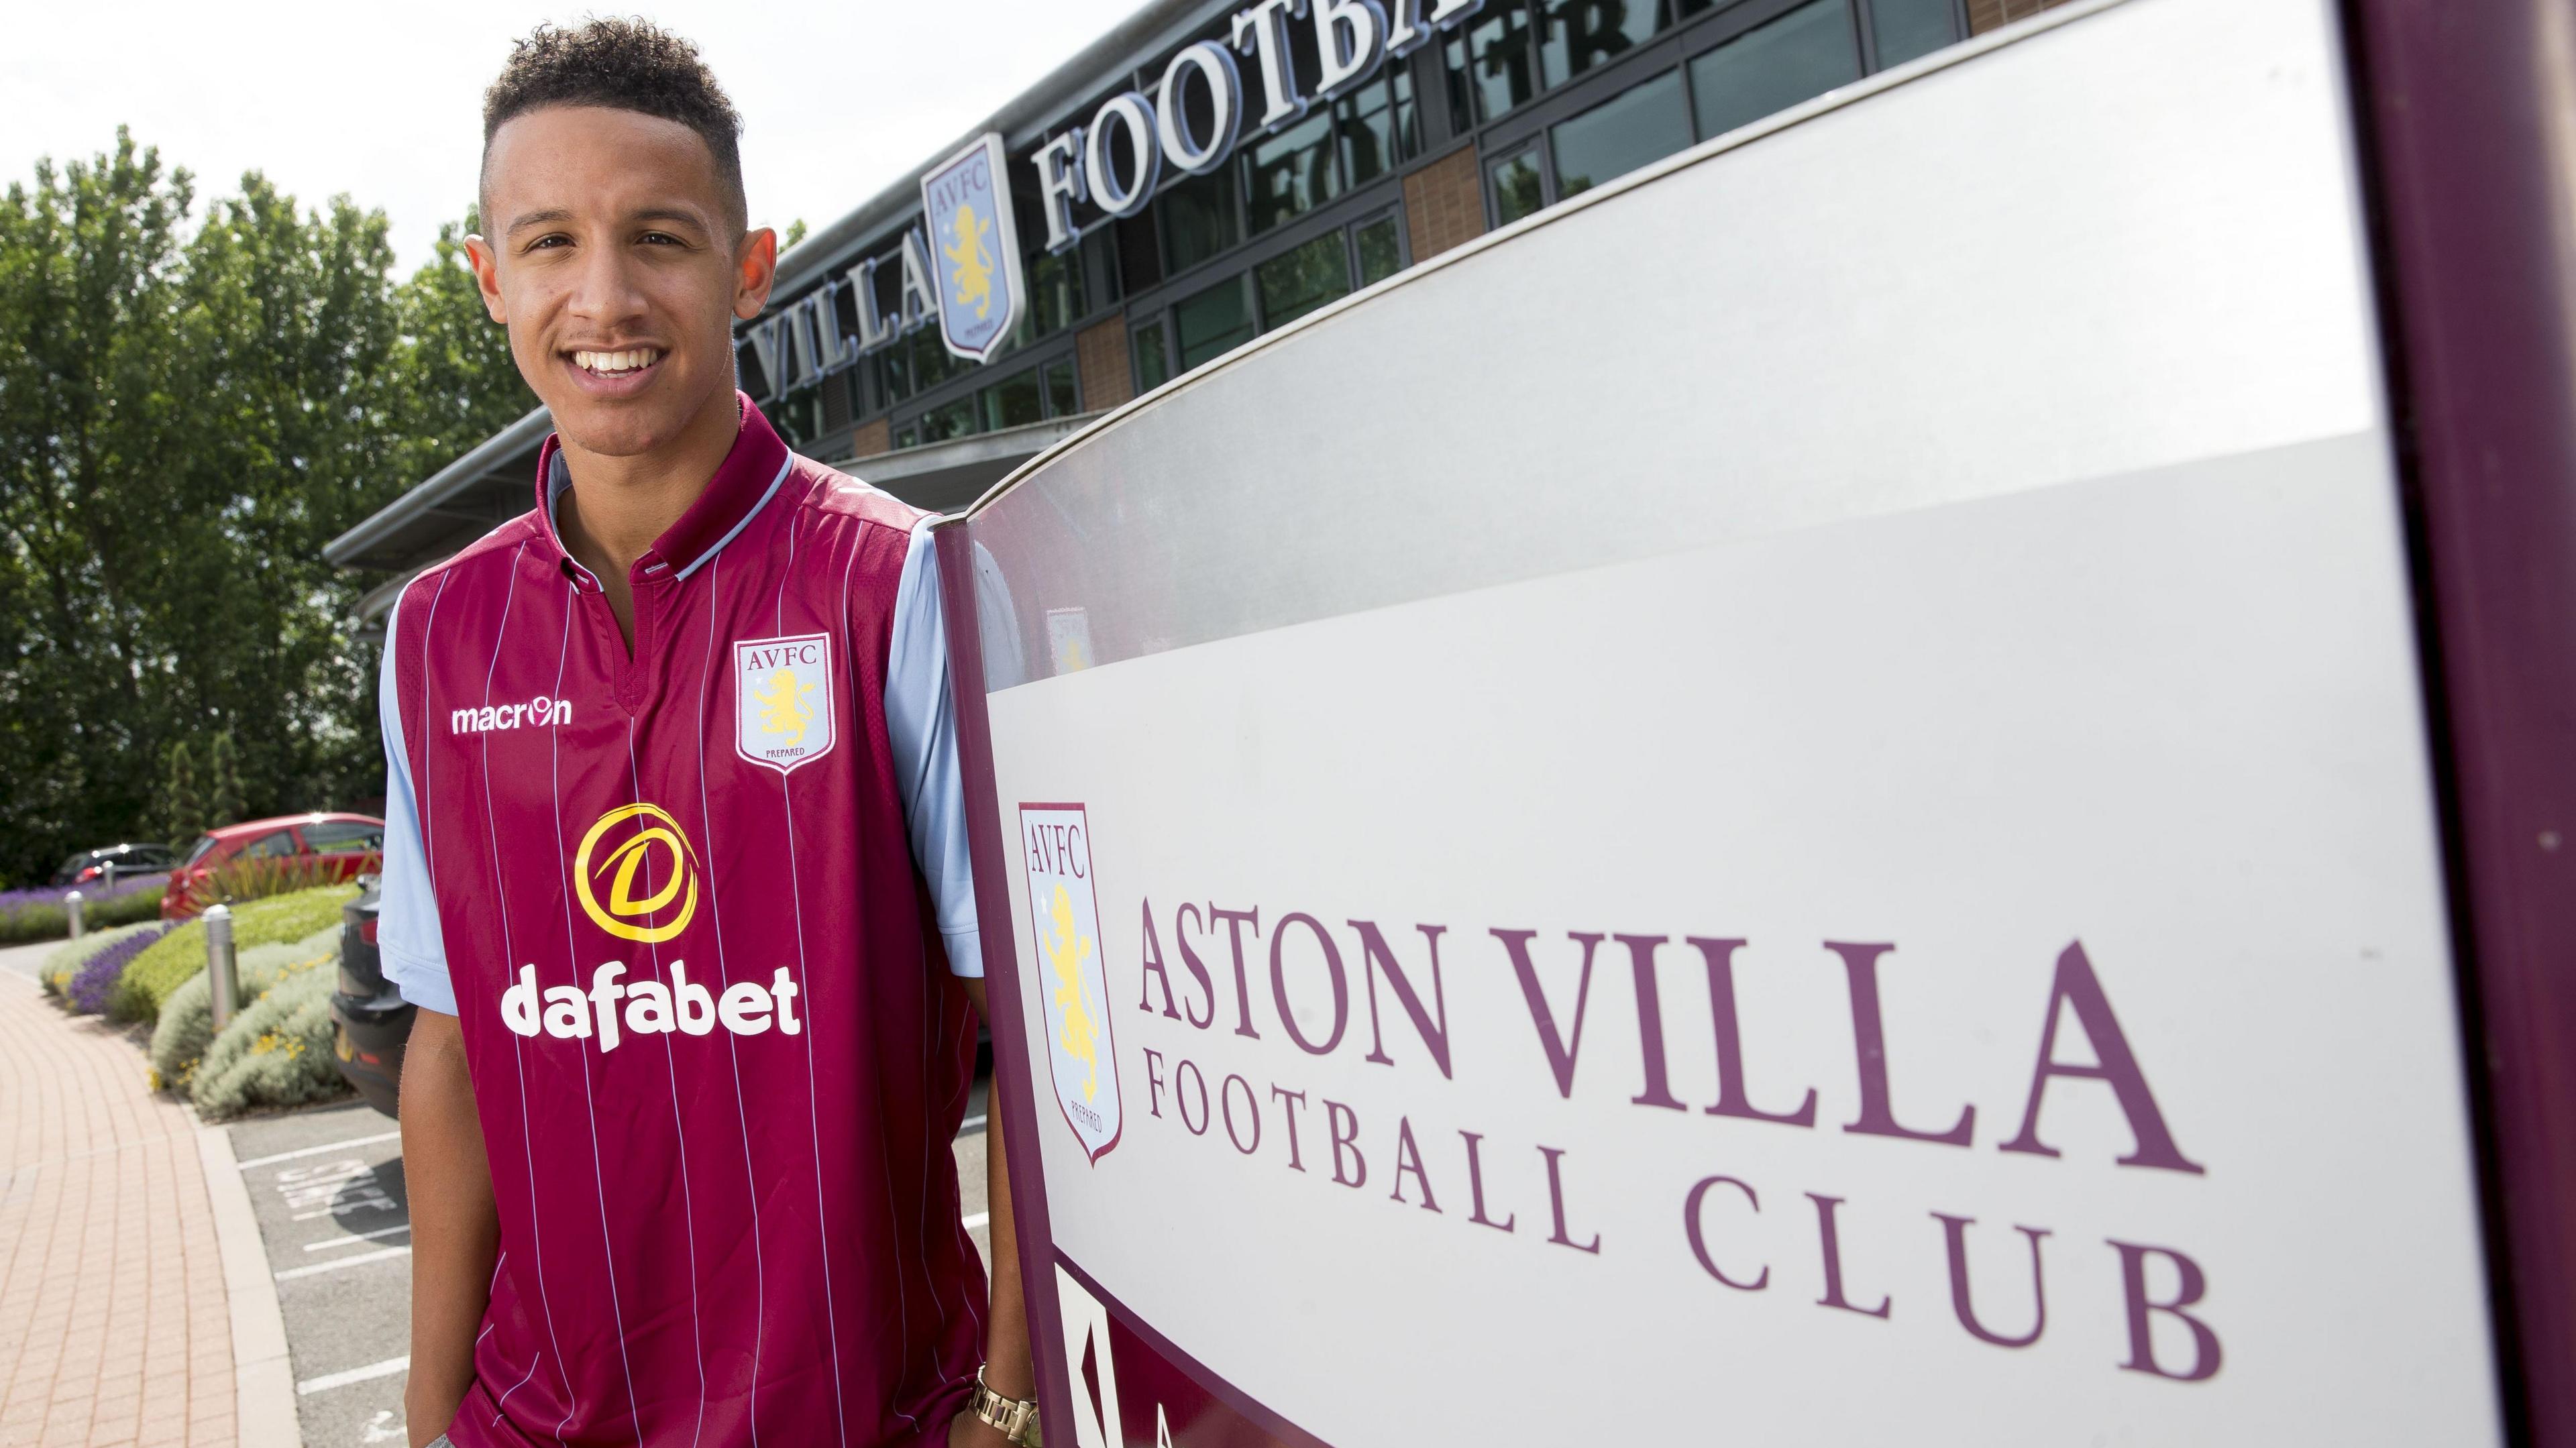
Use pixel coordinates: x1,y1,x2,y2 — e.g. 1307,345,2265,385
226,1078,991,1446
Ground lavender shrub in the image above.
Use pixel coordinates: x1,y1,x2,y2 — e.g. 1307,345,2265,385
0,874,166,944
66,922,172,1015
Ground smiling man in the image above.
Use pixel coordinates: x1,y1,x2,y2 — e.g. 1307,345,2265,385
374,21,1033,1448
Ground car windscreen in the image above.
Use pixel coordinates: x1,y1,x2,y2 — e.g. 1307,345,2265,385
180,835,219,867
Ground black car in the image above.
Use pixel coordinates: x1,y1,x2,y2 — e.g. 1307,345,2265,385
330,876,415,1117
50,842,176,888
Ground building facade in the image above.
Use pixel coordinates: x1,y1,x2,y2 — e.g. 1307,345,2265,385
325,0,2069,600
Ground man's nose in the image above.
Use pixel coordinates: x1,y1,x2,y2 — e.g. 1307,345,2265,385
565,243,648,328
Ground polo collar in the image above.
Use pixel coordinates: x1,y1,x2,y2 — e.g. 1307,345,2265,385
535,391,795,588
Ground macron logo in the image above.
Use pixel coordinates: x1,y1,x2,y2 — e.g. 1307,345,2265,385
451,696,573,734
500,961,801,1050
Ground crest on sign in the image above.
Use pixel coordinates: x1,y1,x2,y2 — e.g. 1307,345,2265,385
920,133,1027,364
1020,803,1122,1163
734,632,835,774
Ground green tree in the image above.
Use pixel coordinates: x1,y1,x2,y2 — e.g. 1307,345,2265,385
203,731,246,828
0,130,533,885
160,740,204,849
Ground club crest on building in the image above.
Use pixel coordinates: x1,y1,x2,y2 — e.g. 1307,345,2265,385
734,632,835,773
920,133,1026,364
1020,803,1121,1164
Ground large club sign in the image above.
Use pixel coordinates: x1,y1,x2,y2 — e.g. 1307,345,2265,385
947,0,2511,1444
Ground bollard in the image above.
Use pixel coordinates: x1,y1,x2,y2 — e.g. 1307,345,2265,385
64,890,83,941
205,903,236,1032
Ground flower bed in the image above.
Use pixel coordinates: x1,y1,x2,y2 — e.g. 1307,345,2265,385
0,875,166,945
191,956,350,1119
150,928,339,1092
66,923,174,1015
109,885,354,1024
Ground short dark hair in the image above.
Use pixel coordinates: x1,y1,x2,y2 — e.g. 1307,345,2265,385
480,18,747,232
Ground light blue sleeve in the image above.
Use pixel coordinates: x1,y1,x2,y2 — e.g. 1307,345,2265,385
376,587,458,1015
887,518,984,978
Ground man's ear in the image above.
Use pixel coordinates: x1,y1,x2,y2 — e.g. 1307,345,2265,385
462,234,508,324
733,227,780,321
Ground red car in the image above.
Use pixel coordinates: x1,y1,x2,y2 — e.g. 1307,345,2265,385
161,813,386,920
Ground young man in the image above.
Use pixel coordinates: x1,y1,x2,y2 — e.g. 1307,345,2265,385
376,22,1033,1448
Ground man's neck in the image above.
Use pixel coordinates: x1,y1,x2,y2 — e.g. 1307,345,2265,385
553,386,741,653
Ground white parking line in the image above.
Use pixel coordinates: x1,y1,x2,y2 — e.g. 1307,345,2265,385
958,1114,987,1134
275,1245,411,1280
297,1355,410,1395
305,1223,413,1251
236,1131,402,1171
962,1211,991,1230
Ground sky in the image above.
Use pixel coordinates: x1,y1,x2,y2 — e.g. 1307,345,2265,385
3,0,1148,272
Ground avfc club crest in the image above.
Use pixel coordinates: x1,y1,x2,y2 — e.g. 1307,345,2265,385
1019,804,1121,1164
920,133,1026,364
734,633,836,774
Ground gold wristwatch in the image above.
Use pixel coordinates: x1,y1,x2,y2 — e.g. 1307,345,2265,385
967,1365,1041,1446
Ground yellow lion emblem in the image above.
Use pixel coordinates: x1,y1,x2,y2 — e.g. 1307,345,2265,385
1043,883,1103,1101
943,201,998,321
753,667,815,743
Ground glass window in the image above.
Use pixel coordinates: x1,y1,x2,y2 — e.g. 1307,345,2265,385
1174,275,1256,370
1354,213,1404,286
243,831,298,859
1869,0,1958,67
1243,112,1342,235
1115,213,1162,292
1689,0,1862,141
896,422,920,449
1448,1,1539,124
1338,71,1417,192
1538,0,1668,87
1027,247,1085,337
878,341,913,403
1159,167,1240,276
302,820,384,854
182,835,217,867
918,396,978,443
910,327,973,394
1257,233,1352,329
1133,320,1171,393
1487,144,1547,226
1550,68,1692,198
1044,358,1079,418
981,369,1044,431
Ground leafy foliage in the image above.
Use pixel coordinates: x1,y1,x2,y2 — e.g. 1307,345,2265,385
191,953,349,1119
0,872,160,944
109,882,354,1023
160,741,204,849
41,917,165,999
150,925,338,1091
182,852,356,914
0,132,533,887
64,920,172,1014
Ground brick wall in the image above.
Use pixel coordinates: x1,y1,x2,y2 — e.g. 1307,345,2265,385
1968,0,2075,34
847,416,891,461
1076,315,1132,412
1403,146,1486,263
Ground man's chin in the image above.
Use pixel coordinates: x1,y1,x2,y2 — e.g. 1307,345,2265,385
543,388,718,463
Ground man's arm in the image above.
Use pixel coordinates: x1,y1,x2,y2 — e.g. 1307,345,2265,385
402,1009,499,1448
954,977,1035,1447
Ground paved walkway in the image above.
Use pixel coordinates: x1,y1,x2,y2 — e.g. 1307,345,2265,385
0,941,235,1448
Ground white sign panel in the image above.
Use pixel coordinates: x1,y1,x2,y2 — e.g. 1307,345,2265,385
963,0,2504,1443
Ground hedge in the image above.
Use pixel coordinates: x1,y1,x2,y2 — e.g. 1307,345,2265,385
191,954,350,1119
42,920,166,1001
109,885,354,1024
149,927,339,1093
1,877,164,945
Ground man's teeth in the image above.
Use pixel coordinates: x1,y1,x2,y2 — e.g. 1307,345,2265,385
575,348,661,376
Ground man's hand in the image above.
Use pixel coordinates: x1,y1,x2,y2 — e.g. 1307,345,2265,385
955,977,1036,1447
401,1009,500,1448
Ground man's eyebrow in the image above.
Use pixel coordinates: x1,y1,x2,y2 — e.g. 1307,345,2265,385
630,207,712,230
506,207,574,233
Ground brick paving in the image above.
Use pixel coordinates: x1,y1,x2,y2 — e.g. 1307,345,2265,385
0,952,234,1448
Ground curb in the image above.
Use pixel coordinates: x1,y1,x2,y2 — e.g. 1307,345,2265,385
197,1114,305,1448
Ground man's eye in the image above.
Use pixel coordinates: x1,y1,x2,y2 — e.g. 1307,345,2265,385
640,232,683,246
527,235,570,251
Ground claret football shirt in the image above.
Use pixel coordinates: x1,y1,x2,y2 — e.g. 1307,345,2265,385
374,394,987,1447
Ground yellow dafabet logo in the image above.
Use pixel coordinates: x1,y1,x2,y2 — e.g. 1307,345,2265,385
574,803,698,943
